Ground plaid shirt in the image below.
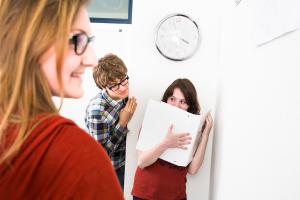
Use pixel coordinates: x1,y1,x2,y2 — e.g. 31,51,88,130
85,90,129,170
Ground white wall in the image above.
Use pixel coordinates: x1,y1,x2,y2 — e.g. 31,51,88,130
211,1,300,200
57,0,219,199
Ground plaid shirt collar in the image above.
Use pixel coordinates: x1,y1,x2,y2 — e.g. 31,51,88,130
101,90,127,109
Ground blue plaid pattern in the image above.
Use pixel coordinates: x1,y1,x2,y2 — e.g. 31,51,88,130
85,90,129,170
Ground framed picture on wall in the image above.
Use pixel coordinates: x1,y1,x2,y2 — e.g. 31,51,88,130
87,0,133,24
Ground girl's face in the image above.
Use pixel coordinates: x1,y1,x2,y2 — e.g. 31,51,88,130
39,6,97,98
167,88,189,111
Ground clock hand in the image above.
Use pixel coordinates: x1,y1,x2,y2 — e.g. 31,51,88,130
179,37,189,45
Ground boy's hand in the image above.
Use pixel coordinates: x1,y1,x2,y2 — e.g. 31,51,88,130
119,97,137,127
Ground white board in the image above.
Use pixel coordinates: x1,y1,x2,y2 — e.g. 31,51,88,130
136,99,207,166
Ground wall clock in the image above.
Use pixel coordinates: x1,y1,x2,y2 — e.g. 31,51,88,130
155,13,201,61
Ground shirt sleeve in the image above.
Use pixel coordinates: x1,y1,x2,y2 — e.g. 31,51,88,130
85,107,129,154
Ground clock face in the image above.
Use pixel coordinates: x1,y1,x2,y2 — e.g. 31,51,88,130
155,14,200,61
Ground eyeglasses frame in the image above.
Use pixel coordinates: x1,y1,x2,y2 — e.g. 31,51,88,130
107,76,129,92
70,32,95,55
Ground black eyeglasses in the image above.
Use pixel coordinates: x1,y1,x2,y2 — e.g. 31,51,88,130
107,76,129,92
69,32,95,55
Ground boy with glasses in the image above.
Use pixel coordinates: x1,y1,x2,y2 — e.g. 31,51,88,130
85,54,137,190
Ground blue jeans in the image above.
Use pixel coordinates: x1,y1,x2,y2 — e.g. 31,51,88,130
116,166,125,191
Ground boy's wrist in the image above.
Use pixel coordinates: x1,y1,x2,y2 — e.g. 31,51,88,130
119,123,126,128
118,120,127,127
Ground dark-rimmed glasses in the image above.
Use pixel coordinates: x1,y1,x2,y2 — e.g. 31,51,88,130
107,76,129,92
69,32,95,55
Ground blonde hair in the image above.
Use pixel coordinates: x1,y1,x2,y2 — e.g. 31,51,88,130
0,0,89,164
93,54,128,89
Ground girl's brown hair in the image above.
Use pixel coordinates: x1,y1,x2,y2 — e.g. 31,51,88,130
0,0,89,164
162,78,200,114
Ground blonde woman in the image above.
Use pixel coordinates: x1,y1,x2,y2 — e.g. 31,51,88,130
0,0,123,199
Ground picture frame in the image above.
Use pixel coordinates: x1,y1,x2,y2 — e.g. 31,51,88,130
88,0,133,24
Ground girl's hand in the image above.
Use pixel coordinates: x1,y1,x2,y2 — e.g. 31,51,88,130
162,125,192,149
201,113,213,138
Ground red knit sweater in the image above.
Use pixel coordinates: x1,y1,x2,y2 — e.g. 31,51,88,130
0,114,123,200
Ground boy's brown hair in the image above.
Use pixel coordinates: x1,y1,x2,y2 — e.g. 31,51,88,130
93,54,128,89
